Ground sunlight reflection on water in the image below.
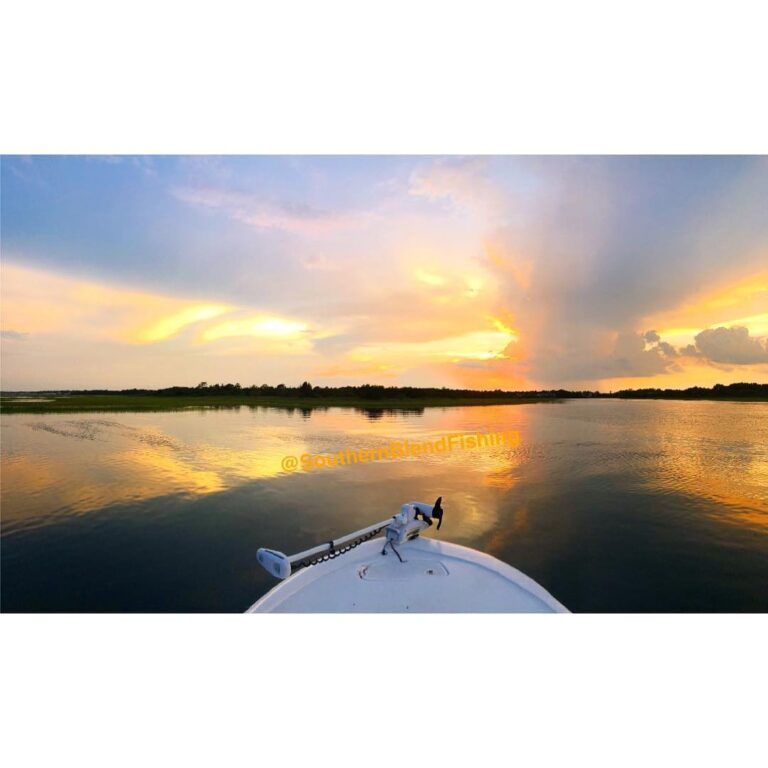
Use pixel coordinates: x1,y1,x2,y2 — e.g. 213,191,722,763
1,399,767,611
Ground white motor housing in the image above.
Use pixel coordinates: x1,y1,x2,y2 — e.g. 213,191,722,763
385,502,436,546
257,548,292,580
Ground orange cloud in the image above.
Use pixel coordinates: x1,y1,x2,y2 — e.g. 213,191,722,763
0,263,317,353
1,262,206,341
137,305,231,342
646,271,768,346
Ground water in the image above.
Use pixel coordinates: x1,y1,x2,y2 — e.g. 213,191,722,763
1,399,767,612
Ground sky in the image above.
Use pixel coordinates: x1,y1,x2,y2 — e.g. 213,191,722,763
1,155,767,391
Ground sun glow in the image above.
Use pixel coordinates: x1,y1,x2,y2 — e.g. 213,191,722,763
345,322,517,368
201,316,309,342
137,305,231,343
465,277,484,297
488,315,518,339
414,268,446,287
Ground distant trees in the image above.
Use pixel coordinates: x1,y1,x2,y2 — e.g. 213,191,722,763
67,381,767,400
79,382,604,399
612,382,768,399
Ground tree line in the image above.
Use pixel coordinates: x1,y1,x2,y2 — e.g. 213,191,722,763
611,382,768,398
71,382,603,400
24,381,767,399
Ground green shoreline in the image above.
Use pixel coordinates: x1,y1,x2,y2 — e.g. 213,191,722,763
2,392,765,414
0,394,562,414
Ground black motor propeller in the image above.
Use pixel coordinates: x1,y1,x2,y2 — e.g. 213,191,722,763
431,496,444,530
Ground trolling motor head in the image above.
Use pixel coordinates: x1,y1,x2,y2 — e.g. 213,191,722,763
385,497,444,546
257,497,445,580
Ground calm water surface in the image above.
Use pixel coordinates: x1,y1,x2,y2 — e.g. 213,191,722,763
2,400,767,612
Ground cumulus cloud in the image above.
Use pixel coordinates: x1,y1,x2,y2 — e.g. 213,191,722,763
470,156,768,385
603,332,670,377
693,326,768,364
657,341,678,358
578,331,678,380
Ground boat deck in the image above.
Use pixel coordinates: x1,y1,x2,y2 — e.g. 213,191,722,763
248,537,568,613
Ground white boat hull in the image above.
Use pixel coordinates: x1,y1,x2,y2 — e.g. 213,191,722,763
248,536,568,613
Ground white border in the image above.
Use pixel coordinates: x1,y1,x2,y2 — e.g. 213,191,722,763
1,615,766,767
2,1,767,153
2,2,767,765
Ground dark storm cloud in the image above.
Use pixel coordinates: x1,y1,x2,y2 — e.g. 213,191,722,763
694,326,768,364
477,156,768,384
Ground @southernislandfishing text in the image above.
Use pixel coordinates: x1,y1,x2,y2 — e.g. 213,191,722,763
281,430,520,473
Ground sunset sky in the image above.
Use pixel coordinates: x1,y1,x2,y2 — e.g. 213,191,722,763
2,155,767,391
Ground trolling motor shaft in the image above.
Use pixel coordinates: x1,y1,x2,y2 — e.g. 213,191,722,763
257,497,444,580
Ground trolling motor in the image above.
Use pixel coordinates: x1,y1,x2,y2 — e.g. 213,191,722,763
257,497,444,580
381,497,443,561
